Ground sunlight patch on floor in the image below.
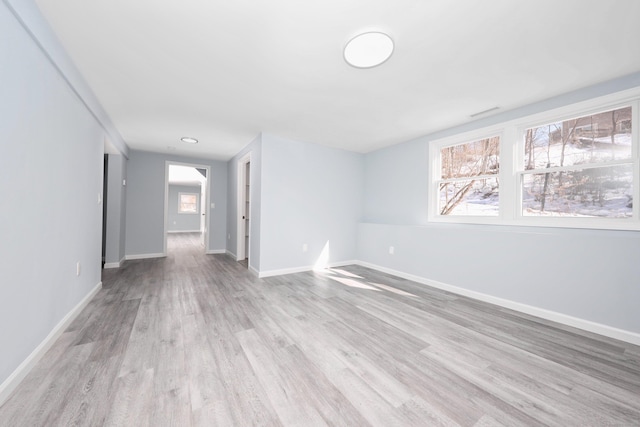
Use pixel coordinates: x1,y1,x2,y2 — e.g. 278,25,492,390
368,282,418,297
329,268,363,279
329,276,380,291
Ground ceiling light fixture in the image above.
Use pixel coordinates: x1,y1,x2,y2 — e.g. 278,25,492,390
344,31,394,69
180,137,198,144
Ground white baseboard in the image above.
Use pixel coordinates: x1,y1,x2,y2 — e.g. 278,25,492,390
0,282,102,406
125,253,166,261
258,260,359,279
206,249,226,255
248,265,260,276
167,230,201,234
259,266,309,278
355,261,640,346
103,256,125,269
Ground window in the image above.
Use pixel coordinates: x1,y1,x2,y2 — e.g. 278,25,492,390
521,106,633,218
438,135,500,216
178,192,199,214
429,88,640,230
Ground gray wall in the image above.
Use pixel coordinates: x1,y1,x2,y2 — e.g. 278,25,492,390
105,154,127,265
358,223,640,333
259,133,363,272
360,72,640,335
227,134,263,271
125,151,227,256
168,184,202,232
226,133,364,274
0,2,106,385
4,0,128,157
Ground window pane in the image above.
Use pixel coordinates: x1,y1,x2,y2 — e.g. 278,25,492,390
441,136,500,179
440,177,499,216
524,106,632,170
181,194,197,204
522,165,633,218
179,194,198,213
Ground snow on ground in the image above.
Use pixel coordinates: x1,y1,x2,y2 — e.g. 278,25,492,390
442,130,634,218
522,195,632,218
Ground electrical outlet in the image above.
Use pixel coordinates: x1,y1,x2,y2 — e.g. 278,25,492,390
302,243,308,252
389,246,395,255
76,262,81,276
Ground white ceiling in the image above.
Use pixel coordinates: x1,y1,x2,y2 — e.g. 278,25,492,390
35,0,640,160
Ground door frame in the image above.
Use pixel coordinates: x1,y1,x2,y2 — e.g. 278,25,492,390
236,152,251,262
164,161,211,255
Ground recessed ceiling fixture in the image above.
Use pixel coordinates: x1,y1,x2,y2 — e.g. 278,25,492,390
180,137,198,144
344,31,394,69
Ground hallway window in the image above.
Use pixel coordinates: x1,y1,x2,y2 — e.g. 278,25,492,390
178,192,199,214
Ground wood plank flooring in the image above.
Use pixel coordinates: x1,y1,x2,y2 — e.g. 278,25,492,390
1,232,639,426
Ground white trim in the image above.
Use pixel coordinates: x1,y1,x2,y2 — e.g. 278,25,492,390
236,152,251,262
259,266,311,278
226,250,237,259
0,282,102,406
258,260,359,278
354,260,640,346
103,256,125,269
167,230,201,234
125,253,166,261
206,249,226,255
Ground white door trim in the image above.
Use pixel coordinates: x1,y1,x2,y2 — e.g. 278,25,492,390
236,152,251,262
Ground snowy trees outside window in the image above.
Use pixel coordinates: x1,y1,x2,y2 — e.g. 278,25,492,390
439,136,500,215
429,91,639,230
522,106,633,218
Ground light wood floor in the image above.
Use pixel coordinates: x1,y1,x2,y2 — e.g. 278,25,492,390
1,232,639,426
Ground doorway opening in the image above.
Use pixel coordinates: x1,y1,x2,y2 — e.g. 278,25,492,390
236,153,251,268
101,154,108,268
164,162,210,255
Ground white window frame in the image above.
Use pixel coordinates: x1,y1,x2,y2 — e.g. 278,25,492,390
428,87,640,231
430,128,507,223
178,192,199,214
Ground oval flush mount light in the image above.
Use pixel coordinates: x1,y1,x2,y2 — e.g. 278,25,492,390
344,31,394,68
180,137,198,144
